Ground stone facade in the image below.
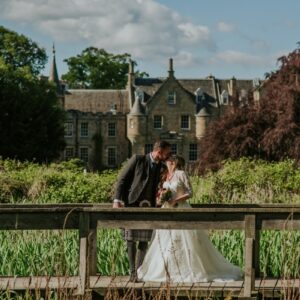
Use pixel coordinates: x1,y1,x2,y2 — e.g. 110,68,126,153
55,57,260,169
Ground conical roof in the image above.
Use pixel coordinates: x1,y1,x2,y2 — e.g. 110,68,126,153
49,44,61,93
129,97,144,115
196,106,210,117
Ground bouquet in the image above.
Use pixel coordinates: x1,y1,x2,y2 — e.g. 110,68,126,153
157,188,173,205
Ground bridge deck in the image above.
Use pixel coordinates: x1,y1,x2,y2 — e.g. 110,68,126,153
0,276,299,298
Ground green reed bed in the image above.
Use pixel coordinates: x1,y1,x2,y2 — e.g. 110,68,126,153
0,158,299,281
0,229,299,278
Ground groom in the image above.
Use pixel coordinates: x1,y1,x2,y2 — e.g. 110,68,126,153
113,140,171,281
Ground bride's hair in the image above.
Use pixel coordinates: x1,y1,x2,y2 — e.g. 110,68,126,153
172,155,185,170
158,155,186,190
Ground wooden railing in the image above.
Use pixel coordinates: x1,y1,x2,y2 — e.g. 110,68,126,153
0,203,299,298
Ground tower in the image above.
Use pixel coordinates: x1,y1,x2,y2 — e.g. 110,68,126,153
127,92,147,155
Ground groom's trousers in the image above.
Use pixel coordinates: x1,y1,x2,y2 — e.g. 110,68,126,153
127,240,148,276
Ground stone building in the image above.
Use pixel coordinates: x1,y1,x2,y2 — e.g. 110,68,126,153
49,50,259,170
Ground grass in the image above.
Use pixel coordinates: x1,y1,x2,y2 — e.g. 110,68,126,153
0,158,299,298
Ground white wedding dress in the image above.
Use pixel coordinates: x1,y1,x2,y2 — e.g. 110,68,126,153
137,170,243,283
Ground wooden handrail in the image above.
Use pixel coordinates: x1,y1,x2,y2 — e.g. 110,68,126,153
0,203,299,298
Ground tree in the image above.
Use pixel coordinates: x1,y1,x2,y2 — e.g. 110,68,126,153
62,47,148,89
198,47,300,173
0,26,47,76
0,27,65,162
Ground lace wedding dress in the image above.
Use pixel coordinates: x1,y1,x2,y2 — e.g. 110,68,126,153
137,170,243,282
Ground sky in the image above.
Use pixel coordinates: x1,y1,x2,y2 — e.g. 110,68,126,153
1,0,300,80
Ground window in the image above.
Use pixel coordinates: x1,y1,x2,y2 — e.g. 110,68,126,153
80,122,89,137
80,147,89,163
64,122,73,137
220,90,229,105
153,115,163,129
189,144,198,161
167,91,176,104
195,88,205,104
144,144,153,154
171,144,177,155
129,119,134,129
108,122,116,137
107,147,117,166
181,115,190,129
65,147,74,160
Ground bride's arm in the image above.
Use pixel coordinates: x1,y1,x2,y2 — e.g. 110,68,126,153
168,171,193,206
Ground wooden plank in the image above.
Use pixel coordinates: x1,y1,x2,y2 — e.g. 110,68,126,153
97,220,245,230
0,277,9,290
77,212,90,295
88,228,97,275
262,220,300,230
254,230,260,277
0,276,79,290
244,215,256,297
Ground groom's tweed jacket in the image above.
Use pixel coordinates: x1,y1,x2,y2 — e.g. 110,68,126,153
114,154,164,207
114,154,165,241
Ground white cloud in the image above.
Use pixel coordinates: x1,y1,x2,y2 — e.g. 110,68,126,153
0,0,216,62
217,21,235,32
211,50,273,68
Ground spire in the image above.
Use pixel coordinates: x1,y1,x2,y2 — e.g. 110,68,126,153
49,43,61,93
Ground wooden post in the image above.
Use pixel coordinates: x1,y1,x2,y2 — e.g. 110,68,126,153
88,229,97,276
255,229,260,277
77,212,90,296
243,214,256,298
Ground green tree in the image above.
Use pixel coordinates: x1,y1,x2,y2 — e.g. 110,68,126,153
0,27,65,162
0,26,47,76
62,47,148,89
197,46,300,173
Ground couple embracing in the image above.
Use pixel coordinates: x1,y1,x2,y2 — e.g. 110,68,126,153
113,140,243,283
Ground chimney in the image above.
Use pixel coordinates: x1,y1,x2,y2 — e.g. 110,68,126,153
127,59,135,87
127,59,135,108
168,58,174,78
229,76,237,97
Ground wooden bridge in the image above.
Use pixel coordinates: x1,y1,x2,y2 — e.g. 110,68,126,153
0,203,299,299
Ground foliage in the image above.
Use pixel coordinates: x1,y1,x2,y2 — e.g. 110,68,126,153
198,46,300,173
62,47,148,89
190,158,300,204
0,26,47,76
0,158,299,280
0,158,118,203
0,26,65,163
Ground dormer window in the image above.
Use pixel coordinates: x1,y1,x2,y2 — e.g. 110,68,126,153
135,88,144,103
220,90,229,105
167,91,176,104
195,88,205,104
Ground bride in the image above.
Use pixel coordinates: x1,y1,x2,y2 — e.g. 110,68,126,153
137,155,243,283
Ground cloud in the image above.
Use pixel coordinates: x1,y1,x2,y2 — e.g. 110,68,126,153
0,0,216,62
217,21,235,33
211,50,273,68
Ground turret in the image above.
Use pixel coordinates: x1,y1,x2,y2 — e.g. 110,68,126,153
127,92,147,154
195,107,211,139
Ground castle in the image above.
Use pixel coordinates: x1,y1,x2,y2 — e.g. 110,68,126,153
49,50,260,170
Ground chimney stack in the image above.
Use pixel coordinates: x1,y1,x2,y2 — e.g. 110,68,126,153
168,58,174,78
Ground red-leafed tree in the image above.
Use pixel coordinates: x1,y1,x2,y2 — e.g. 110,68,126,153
197,47,300,173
